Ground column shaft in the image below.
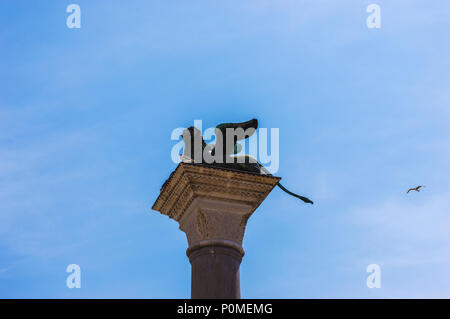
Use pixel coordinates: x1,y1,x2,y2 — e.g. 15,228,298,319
187,240,244,299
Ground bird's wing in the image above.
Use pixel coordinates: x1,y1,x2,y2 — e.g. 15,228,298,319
214,119,258,156
407,188,413,193
215,119,258,141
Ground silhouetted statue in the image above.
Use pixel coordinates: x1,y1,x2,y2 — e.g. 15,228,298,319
180,119,313,205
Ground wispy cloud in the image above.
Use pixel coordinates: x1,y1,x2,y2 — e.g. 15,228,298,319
347,190,450,297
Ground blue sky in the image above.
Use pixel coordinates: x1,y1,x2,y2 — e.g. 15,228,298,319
1,0,449,298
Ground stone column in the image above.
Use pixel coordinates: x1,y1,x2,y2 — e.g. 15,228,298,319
152,163,280,299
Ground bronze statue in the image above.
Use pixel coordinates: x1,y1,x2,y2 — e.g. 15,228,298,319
180,119,313,205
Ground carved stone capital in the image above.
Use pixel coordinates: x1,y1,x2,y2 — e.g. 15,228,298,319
152,163,281,248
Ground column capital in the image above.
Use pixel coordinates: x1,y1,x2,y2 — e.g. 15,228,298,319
152,163,281,248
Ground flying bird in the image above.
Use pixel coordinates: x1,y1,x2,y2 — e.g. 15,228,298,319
407,185,425,194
